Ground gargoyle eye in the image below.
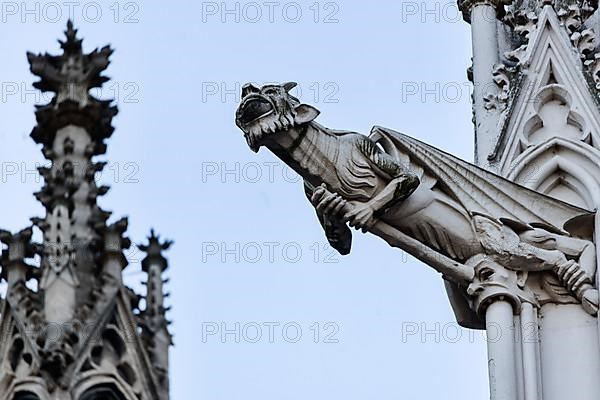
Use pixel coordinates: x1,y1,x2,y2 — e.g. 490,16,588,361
479,268,494,282
263,88,278,95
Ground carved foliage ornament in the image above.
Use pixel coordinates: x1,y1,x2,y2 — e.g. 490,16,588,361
484,64,515,111
503,3,600,92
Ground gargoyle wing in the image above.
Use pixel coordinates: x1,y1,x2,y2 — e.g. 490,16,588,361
370,126,593,235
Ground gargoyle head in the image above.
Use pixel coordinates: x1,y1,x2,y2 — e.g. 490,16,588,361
235,82,320,152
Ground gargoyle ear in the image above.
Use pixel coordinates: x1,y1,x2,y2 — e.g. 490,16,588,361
294,104,320,124
241,83,260,99
283,82,298,92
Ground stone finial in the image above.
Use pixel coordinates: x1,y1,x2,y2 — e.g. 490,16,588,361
139,229,173,273
27,20,118,156
27,20,112,101
59,20,83,55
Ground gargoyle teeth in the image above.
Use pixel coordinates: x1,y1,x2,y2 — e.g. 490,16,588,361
282,114,294,128
259,121,270,133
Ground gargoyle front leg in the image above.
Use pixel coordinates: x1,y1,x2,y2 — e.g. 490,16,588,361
345,138,420,232
345,174,420,232
307,183,353,255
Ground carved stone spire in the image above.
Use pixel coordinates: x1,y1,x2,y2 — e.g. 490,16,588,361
26,20,118,332
0,22,172,399
139,230,173,398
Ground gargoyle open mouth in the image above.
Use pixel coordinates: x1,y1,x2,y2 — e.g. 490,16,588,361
237,96,274,125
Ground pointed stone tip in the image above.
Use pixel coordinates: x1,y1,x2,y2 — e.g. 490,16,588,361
145,229,173,249
60,19,83,54
65,19,76,36
139,229,173,271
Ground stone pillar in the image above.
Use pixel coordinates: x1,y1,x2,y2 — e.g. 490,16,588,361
486,300,518,400
520,302,540,400
459,0,502,166
539,304,600,400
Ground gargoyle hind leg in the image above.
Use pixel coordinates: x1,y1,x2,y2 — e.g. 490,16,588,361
475,215,599,315
517,233,599,315
515,242,598,312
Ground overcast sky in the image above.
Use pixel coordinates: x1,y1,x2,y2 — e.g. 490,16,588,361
0,1,489,398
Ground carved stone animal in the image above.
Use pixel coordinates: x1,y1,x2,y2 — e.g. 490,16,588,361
236,82,420,254
235,82,598,317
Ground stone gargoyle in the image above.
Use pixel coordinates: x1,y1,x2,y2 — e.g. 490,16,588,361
235,82,599,328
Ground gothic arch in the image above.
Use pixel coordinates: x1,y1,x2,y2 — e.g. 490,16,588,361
4,381,48,400
533,161,592,209
494,8,600,169
13,392,39,400
522,84,588,148
507,138,600,209
80,384,126,400
72,375,138,400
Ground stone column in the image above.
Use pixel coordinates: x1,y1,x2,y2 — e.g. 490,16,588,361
520,302,540,400
459,0,502,166
539,304,600,400
486,300,518,400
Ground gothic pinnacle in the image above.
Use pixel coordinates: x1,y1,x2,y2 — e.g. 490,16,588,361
0,21,173,397
27,20,117,155
0,227,38,288
139,229,173,394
